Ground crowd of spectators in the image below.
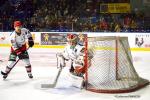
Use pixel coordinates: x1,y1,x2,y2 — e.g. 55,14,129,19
0,0,149,32
0,0,35,31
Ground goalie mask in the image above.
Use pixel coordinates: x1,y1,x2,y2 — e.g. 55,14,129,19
67,34,78,49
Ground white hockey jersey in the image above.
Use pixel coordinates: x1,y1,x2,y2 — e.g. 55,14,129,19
63,43,85,61
10,28,32,50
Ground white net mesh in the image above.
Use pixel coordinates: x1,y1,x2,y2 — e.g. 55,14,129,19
85,36,149,93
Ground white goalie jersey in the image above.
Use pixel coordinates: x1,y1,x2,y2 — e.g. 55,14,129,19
63,43,84,60
57,43,85,72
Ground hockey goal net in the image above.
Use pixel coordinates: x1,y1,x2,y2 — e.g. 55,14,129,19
84,36,149,93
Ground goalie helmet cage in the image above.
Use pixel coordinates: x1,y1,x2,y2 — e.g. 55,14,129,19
84,36,149,93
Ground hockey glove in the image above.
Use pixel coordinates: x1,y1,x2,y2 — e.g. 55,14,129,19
28,37,34,47
14,49,26,59
16,51,25,59
56,53,66,68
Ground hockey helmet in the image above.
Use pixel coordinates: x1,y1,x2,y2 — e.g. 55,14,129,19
14,21,22,28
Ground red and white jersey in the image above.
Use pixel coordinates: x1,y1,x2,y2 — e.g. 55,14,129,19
10,28,32,51
63,43,85,61
63,43,86,74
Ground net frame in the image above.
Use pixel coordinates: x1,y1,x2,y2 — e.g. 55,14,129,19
84,36,149,93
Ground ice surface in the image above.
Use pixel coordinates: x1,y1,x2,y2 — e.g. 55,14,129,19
0,47,150,100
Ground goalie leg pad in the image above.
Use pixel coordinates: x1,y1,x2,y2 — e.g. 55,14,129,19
68,72,84,89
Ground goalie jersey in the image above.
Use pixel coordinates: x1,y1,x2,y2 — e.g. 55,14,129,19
63,43,84,61
62,43,85,74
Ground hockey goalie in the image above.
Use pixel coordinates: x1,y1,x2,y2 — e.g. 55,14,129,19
56,33,92,88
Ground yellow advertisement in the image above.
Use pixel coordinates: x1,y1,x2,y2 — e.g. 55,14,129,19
100,3,131,13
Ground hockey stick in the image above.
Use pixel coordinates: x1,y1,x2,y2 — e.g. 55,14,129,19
41,67,63,88
1,47,30,76
41,54,63,88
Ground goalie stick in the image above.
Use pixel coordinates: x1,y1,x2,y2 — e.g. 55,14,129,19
41,67,63,88
41,54,63,88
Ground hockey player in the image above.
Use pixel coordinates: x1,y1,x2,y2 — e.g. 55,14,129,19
57,33,91,88
1,21,34,79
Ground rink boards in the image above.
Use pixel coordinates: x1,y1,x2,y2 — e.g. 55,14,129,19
0,32,150,51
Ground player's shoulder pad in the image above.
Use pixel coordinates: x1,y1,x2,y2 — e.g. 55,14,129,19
21,28,30,34
21,28,28,31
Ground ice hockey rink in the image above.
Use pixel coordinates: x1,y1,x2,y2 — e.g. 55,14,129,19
0,47,150,100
